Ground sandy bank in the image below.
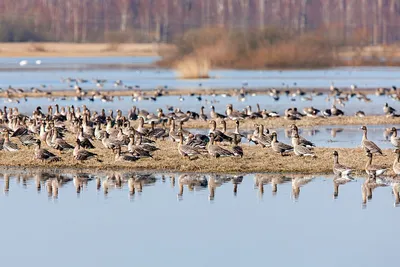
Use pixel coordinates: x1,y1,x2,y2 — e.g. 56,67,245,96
0,42,174,57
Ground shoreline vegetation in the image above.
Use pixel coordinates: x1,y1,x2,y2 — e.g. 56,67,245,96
157,27,400,78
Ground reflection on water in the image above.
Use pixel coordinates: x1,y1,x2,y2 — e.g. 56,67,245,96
0,169,399,207
1,168,400,267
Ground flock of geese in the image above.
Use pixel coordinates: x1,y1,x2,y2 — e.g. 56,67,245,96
0,102,399,180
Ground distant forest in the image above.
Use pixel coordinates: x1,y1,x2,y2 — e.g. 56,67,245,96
0,0,399,44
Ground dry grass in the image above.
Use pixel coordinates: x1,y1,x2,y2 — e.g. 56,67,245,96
0,42,175,57
183,116,400,129
175,55,210,79
0,130,397,175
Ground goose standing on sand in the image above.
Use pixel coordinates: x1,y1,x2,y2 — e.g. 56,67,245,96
365,152,387,175
3,130,19,151
390,127,400,149
73,140,99,162
231,134,243,158
210,106,226,120
207,133,235,158
361,126,383,155
209,120,232,143
252,124,272,148
330,105,344,116
226,104,246,120
291,124,315,148
271,132,293,156
177,132,203,160
114,146,138,162
199,106,208,121
332,151,353,177
292,134,316,158
34,140,61,162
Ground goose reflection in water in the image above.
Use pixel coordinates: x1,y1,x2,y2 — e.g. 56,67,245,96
208,175,243,200
291,176,314,200
333,175,354,199
254,174,291,197
2,169,400,207
177,174,208,200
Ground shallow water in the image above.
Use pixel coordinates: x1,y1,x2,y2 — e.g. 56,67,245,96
1,56,400,89
2,90,395,116
0,168,399,267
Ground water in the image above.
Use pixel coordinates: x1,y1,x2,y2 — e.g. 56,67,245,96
0,168,399,267
1,56,400,90
2,90,395,116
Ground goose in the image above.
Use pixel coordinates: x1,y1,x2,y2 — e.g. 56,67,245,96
209,120,232,143
114,146,139,162
290,124,315,148
394,149,400,175
303,106,320,117
365,152,387,176
148,121,168,140
101,132,123,149
19,132,39,147
331,105,344,116
136,117,150,135
168,118,180,142
128,134,153,158
271,132,293,156
210,105,226,120
34,140,61,162
231,134,243,158
383,102,396,115
3,130,19,151
50,128,73,152
390,127,400,148
332,151,353,177
292,134,316,158
135,134,159,152
186,133,209,149
77,127,95,149
177,132,204,160
355,111,366,117
252,125,272,148
73,140,99,161
361,126,382,155
207,133,235,158
221,120,242,143
199,106,207,121
226,104,246,120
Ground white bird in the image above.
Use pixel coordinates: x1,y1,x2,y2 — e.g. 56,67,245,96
19,60,28,66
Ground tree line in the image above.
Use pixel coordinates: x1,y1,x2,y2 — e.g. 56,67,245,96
0,0,399,44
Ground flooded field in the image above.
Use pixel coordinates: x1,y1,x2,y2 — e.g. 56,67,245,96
0,56,399,266
0,168,399,267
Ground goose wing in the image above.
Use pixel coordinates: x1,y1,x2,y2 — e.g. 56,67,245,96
180,144,202,156
294,145,314,156
209,145,234,157
363,140,382,154
276,141,293,151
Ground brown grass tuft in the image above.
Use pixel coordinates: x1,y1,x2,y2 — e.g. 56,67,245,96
175,55,210,79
